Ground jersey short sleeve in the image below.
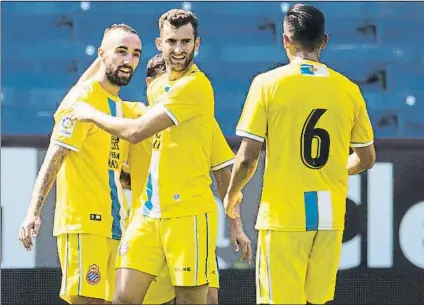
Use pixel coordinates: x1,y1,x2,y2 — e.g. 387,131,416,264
211,120,235,171
350,86,374,147
51,86,93,152
161,77,207,126
236,76,268,142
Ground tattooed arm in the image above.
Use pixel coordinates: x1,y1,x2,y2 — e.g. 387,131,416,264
19,143,70,250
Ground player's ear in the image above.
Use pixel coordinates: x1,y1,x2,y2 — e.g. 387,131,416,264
320,33,329,50
146,77,153,86
194,37,200,52
155,37,162,52
97,47,105,59
282,33,290,50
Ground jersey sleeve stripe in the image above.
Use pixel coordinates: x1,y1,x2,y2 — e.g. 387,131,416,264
211,158,235,171
236,130,265,142
161,104,179,126
350,139,374,147
52,140,79,152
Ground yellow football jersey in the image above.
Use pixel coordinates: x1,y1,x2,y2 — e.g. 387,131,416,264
140,64,216,218
237,59,374,231
210,120,235,171
130,119,235,215
52,81,132,239
123,102,153,222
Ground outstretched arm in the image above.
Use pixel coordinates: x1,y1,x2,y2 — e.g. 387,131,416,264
72,102,174,144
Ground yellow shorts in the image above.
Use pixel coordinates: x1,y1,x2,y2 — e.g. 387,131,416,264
144,250,220,303
256,230,343,304
117,212,217,287
143,263,175,304
57,233,119,303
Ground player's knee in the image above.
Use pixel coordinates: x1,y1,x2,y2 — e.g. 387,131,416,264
112,289,135,304
175,284,208,304
207,288,219,304
68,295,104,304
112,286,140,304
114,268,155,304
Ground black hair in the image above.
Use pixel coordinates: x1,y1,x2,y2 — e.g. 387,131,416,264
284,4,325,51
146,54,166,78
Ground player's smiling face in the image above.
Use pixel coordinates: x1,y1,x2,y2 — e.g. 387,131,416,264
99,30,142,87
157,22,200,72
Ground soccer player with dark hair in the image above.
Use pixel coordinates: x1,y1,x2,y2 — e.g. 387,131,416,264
225,4,376,304
71,9,248,304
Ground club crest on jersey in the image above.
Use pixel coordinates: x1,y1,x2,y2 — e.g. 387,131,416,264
118,242,129,256
58,115,76,138
86,264,101,285
300,64,329,77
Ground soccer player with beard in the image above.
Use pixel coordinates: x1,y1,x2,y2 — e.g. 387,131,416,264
126,54,252,305
71,9,243,304
18,24,142,304
76,52,252,304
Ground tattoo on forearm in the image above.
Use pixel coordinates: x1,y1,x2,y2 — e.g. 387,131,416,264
30,145,69,215
34,195,45,214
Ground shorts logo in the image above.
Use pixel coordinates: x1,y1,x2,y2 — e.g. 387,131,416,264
86,264,101,285
58,115,75,138
174,267,191,272
118,242,129,256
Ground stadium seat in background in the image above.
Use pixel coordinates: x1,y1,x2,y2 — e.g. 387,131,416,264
2,1,424,137
386,64,424,92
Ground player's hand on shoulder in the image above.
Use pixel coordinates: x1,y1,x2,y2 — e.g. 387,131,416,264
70,101,96,122
18,213,41,251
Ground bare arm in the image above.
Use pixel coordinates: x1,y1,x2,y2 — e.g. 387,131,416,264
226,138,263,198
214,167,252,264
347,144,376,175
77,57,101,84
214,167,231,201
27,143,70,216
28,143,70,215
214,168,243,227
19,143,70,250
82,104,174,144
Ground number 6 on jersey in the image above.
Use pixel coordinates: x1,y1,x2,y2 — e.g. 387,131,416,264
300,108,330,169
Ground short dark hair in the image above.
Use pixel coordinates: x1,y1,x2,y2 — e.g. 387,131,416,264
159,9,198,38
104,23,138,36
284,4,325,51
146,54,166,78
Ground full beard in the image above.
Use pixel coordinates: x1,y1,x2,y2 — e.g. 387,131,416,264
105,67,133,87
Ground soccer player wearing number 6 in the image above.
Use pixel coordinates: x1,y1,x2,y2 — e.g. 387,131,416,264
224,4,376,305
